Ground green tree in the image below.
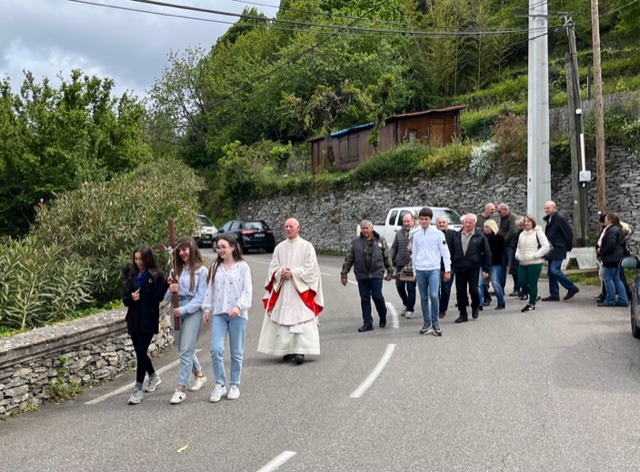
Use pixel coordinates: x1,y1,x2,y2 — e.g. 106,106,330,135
0,71,152,237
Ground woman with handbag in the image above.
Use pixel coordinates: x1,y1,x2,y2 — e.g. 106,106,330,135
123,245,168,405
597,212,629,307
515,214,549,312
166,236,208,404
202,234,252,402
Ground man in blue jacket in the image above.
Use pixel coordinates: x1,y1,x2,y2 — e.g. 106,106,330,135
341,220,394,332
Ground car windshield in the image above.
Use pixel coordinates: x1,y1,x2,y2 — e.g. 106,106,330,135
198,215,214,227
433,209,462,225
244,221,268,230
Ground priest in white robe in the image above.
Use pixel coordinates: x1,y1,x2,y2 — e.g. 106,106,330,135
258,218,324,365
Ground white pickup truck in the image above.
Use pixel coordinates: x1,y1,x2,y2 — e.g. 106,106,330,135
359,206,463,247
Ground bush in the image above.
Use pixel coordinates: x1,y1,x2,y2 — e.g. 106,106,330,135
419,141,473,176
622,118,640,155
32,159,205,304
469,141,498,182
0,236,93,331
351,144,425,183
492,114,527,164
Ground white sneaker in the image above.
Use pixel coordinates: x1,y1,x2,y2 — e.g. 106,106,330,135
128,388,143,405
144,374,161,392
188,375,207,391
209,384,227,403
227,385,240,400
170,388,186,404
405,311,415,319
401,306,408,317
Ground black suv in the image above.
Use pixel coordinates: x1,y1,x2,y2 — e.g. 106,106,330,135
214,220,276,253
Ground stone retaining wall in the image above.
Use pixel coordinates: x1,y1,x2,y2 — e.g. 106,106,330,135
239,145,640,255
0,305,174,418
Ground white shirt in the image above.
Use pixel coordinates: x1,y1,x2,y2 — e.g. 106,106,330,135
202,260,252,319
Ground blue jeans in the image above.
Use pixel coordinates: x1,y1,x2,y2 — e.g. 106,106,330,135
439,272,454,314
479,265,505,306
172,311,203,388
602,266,629,306
547,259,578,297
500,247,515,290
395,266,416,311
211,314,247,387
415,269,441,326
357,278,386,327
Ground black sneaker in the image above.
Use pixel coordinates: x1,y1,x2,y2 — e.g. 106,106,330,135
509,290,521,297
432,325,442,336
521,304,535,312
472,309,479,319
420,323,433,335
519,294,528,301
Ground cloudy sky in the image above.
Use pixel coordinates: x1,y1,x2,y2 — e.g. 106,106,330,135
1,0,280,98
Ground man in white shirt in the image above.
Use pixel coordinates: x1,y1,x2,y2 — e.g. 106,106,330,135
412,208,451,336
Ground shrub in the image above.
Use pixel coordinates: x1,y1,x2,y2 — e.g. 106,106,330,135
622,118,640,155
351,144,425,183
492,114,527,164
32,159,205,304
469,141,498,182
0,236,93,331
419,141,473,176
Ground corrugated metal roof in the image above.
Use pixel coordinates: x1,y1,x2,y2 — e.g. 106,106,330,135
388,104,468,119
308,105,468,141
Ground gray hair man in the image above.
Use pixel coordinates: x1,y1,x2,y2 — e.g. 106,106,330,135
450,214,492,323
341,220,394,332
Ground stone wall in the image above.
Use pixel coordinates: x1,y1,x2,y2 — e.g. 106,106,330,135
0,305,174,418
239,145,640,254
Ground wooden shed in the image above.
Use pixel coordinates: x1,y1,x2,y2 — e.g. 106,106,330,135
309,105,467,174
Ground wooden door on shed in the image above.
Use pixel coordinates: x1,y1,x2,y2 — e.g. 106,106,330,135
430,119,445,146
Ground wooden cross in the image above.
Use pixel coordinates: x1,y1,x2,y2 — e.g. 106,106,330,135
153,218,180,331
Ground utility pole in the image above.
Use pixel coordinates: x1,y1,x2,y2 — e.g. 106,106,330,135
591,0,607,212
564,18,589,246
527,0,551,221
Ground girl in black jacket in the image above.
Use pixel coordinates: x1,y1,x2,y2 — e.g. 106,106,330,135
123,245,169,404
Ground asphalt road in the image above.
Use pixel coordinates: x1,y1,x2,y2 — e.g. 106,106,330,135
1,250,640,472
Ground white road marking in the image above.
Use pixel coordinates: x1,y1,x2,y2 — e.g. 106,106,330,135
386,303,399,329
350,344,396,399
320,272,332,277
85,349,202,405
256,451,297,472
348,280,357,286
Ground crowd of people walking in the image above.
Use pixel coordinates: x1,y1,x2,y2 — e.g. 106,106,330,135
121,203,632,405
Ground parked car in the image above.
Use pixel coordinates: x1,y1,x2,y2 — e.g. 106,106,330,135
621,255,640,338
214,219,276,253
194,214,217,248
357,206,463,247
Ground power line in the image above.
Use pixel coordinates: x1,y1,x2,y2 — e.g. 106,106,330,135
231,0,408,27
122,0,536,37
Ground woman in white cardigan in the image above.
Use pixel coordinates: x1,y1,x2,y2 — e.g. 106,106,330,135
515,214,550,312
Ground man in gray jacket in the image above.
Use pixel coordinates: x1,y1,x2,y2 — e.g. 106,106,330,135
341,220,394,332
391,213,416,318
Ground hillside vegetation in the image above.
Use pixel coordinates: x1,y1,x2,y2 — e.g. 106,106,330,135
146,0,640,222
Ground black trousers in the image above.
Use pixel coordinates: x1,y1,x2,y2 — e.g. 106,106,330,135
455,267,480,314
131,333,155,384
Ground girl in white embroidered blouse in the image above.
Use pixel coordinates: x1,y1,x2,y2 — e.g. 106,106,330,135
202,234,253,402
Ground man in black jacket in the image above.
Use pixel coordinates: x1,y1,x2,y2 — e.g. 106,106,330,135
450,214,492,323
436,215,457,318
541,201,580,301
